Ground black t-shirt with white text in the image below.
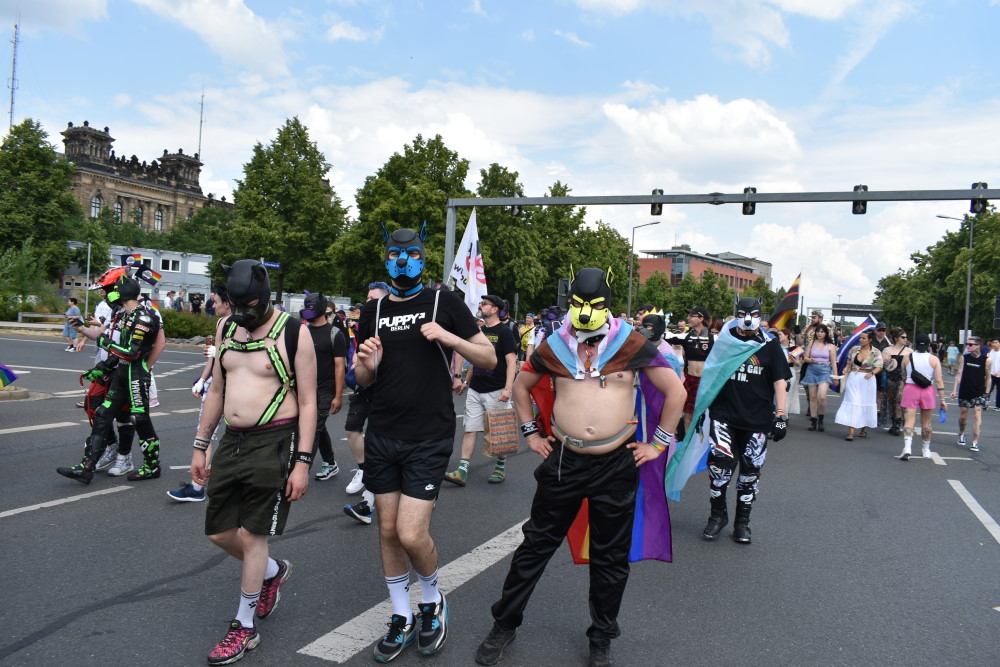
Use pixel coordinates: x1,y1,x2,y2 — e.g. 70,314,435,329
958,352,987,399
471,322,517,393
358,289,480,440
709,329,792,431
308,322,347,394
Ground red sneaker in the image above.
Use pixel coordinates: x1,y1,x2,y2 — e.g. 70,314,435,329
255,559,291,619
207,620,259,665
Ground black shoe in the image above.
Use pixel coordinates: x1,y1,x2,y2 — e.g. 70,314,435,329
733,503,752,544
56,466,93,484
127,463,160,481
416,591,448,656
588,639,613,667
817,416,825,432
808,418,817,431
475,622,516,666
702,511,728,540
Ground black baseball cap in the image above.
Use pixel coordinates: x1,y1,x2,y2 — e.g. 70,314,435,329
482,294,506,309
687,306,710,319
876,322,887,330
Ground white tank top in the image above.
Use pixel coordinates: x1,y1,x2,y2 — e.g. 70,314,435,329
906,352,934,385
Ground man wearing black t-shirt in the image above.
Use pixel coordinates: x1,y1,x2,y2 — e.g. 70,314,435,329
702,297,791,545
301,292,347,480
445,294,518,486
355,224,496,662
950,336,990,452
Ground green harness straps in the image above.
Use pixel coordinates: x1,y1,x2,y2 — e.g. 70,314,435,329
219,311,297,426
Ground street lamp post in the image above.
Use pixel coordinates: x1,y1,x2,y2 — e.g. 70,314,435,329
937,214,974,342
628,221,661,318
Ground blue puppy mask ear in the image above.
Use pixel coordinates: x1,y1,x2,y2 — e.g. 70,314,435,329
380,221,390,243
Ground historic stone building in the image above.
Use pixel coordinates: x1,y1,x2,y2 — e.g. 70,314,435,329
60,120,230,233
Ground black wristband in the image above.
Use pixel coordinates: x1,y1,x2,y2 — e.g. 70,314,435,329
520,421,540,438
294,451,313,465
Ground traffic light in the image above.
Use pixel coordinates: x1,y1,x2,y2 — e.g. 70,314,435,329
742,187,756,215
971,182,988,214
651,189,663,216
852,184,868,215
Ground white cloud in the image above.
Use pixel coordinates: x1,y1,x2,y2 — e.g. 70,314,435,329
520,28,535,41
466,0,487,17
325,19,383,42
129,0,289,77
824,0,916,92
768,0,865,21
0,0,106,34
554,29,593,47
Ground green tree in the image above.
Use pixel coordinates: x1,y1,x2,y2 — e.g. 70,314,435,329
875,209,1000,337
742,275,776,315
635,270,672,314
666,268,734,323
229,117,348,298
0,118,83,278
334,133,471,299
473,164,546,314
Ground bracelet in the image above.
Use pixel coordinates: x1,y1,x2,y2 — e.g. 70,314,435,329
193,440,209,451
294,451,313,465
648,441,666,452
774,409,786,415
653,425,673,450
520,421,540,438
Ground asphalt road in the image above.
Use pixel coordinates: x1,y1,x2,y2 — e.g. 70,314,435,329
1,333,998,667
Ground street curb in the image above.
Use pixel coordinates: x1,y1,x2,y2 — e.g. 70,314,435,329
0,388,29,401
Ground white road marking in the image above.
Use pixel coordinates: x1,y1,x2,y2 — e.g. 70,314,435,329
928,451,947,466
169,465,191,470
149,412,171,417
6,364,85,374
172,408,202,414
947,479,1000,545
0,422,78,435
0,487,131,519
298,519,527,663
7,369,31,374
938,456,974,462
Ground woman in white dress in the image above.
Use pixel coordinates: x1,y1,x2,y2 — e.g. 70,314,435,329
835,330,883,440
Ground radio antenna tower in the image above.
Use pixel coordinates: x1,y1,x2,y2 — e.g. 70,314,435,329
197,87,205,158
7,21,19,132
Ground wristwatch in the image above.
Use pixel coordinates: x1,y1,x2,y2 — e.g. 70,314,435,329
453,373,462,378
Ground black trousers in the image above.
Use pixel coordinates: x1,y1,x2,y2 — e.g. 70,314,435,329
491,443,637,640
312,390,335,464
89,363,157,460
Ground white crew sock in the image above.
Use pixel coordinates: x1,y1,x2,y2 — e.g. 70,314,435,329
386,573,413,623
416,569,442,605
263,557,279,581
235,589,259,628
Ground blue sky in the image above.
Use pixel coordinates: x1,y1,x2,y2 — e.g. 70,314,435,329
2,0,999,316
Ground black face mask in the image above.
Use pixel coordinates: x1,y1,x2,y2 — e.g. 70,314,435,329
224,260,274,331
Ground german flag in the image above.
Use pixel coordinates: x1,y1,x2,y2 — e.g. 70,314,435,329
770,273,800,330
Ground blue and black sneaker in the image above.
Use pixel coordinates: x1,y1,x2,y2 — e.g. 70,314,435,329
373,613,414,663
417,591,448,655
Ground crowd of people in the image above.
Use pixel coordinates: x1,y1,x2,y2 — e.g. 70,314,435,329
50,229,994,667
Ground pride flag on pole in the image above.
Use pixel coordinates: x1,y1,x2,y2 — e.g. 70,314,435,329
0,363,17,387
449,208,488,316
770,273,801,330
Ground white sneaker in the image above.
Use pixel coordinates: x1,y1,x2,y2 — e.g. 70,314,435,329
108,453,134,476
970,441,980,452
921,444,932,458
315,462,340,480
346,468,365,494
95,445,117,471
957,434,966,446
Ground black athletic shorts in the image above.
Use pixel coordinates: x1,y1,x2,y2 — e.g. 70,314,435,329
345,389,374,433
363,432,453,501
205,421,297,536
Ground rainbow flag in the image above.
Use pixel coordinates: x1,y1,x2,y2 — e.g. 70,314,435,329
831,315,878,392
0,363,18,387
562,373,672,564
770,273,800,330
135,265,162,285
120,253,143,267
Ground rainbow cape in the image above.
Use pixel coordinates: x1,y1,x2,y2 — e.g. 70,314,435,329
0,363,17,387
663,320,773,502
529,318,673,564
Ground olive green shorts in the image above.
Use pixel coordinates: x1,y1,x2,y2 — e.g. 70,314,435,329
205,421,297,536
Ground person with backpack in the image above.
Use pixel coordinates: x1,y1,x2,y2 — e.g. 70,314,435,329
189,260,317,665
299,291,347,481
